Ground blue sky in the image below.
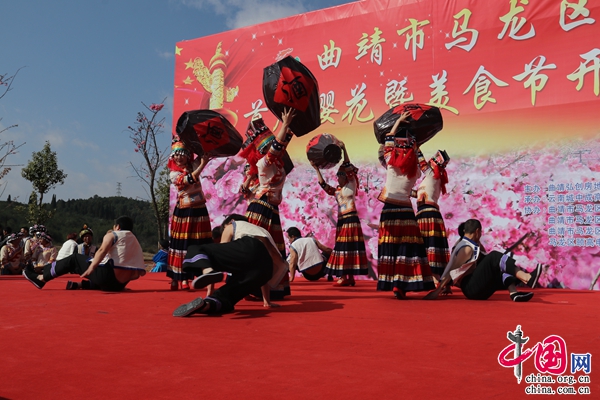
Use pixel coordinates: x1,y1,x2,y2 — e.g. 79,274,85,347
1,0,354,203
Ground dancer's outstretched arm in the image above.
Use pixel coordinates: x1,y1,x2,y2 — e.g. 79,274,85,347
423,247,472,300
389,111,411,136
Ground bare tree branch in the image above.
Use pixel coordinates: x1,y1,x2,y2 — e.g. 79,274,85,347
128,98,170,241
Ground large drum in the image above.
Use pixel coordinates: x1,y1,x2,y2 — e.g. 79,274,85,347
373,103,443,145
176,109,243,157
306,133,342,169
262,56,321,137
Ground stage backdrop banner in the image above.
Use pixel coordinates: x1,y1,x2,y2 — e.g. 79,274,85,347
172,0,600,290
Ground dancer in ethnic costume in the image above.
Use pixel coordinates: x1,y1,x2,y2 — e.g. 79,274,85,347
377,112,435,298
424,219,543,302
312,142,369,286
167,139,212,290
413,150,451,278
239,108,295,299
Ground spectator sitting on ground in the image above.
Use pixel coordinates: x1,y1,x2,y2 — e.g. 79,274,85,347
31,232,58,274
23,225,46,264
0,233,25,275
57,233,78,261
77,224,97,259
0,226,13,247
150,239,169,273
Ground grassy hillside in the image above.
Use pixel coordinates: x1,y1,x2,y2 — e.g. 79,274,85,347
0,196,160,252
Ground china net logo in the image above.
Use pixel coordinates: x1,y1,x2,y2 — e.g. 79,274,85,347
497,325,592,395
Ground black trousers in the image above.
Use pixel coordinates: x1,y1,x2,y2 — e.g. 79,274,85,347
183,236,273,313
42,253,127,292
460,251,518,300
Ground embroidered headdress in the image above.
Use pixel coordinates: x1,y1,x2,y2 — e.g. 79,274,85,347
168,137,191,171
79,224,94,238
238,118,275,176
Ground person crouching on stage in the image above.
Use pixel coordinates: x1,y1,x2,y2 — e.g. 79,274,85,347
22,216,146,292
312,142,370,286
173,214,288,316
423,219,543,302
377,112,435,299
239,108,295,299
286,227,332,282
412,150,451,281
166,139,213,291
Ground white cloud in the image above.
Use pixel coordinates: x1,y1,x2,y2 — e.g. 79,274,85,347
41,128,67,147
179,0,309,29
179,0,228,15
70,137,100,151
156,49,174,60
226,1,308,29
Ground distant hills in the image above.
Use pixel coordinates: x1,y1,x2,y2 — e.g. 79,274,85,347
0,196,160,252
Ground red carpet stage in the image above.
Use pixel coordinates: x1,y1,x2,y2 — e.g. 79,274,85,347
1,274,598,399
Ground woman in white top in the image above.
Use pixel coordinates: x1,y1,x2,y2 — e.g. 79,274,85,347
376,112,434,299
57,233,78,261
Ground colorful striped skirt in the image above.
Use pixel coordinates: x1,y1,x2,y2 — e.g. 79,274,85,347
325,211,370,277
167,204,212,281
377,202,435,292
246,196,290,298
416,204,450,277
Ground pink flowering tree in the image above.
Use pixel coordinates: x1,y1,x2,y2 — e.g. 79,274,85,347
128,99,170,241
179,136,600,290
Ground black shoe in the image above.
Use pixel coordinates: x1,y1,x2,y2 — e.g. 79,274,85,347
527,264,543,288
173,297,208,317
66,281,79,290
191,272,223,290
22,268,45,289
511,291,534,302
81,280,93,290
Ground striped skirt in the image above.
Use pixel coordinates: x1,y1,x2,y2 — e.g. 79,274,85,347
167,204,212,281
416,204,450,277
246,196,290,298
325,211,370,277
377,202,435,292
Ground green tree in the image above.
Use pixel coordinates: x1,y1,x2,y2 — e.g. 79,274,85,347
128,100,170,242
21,141,67,224
26,191,53,225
